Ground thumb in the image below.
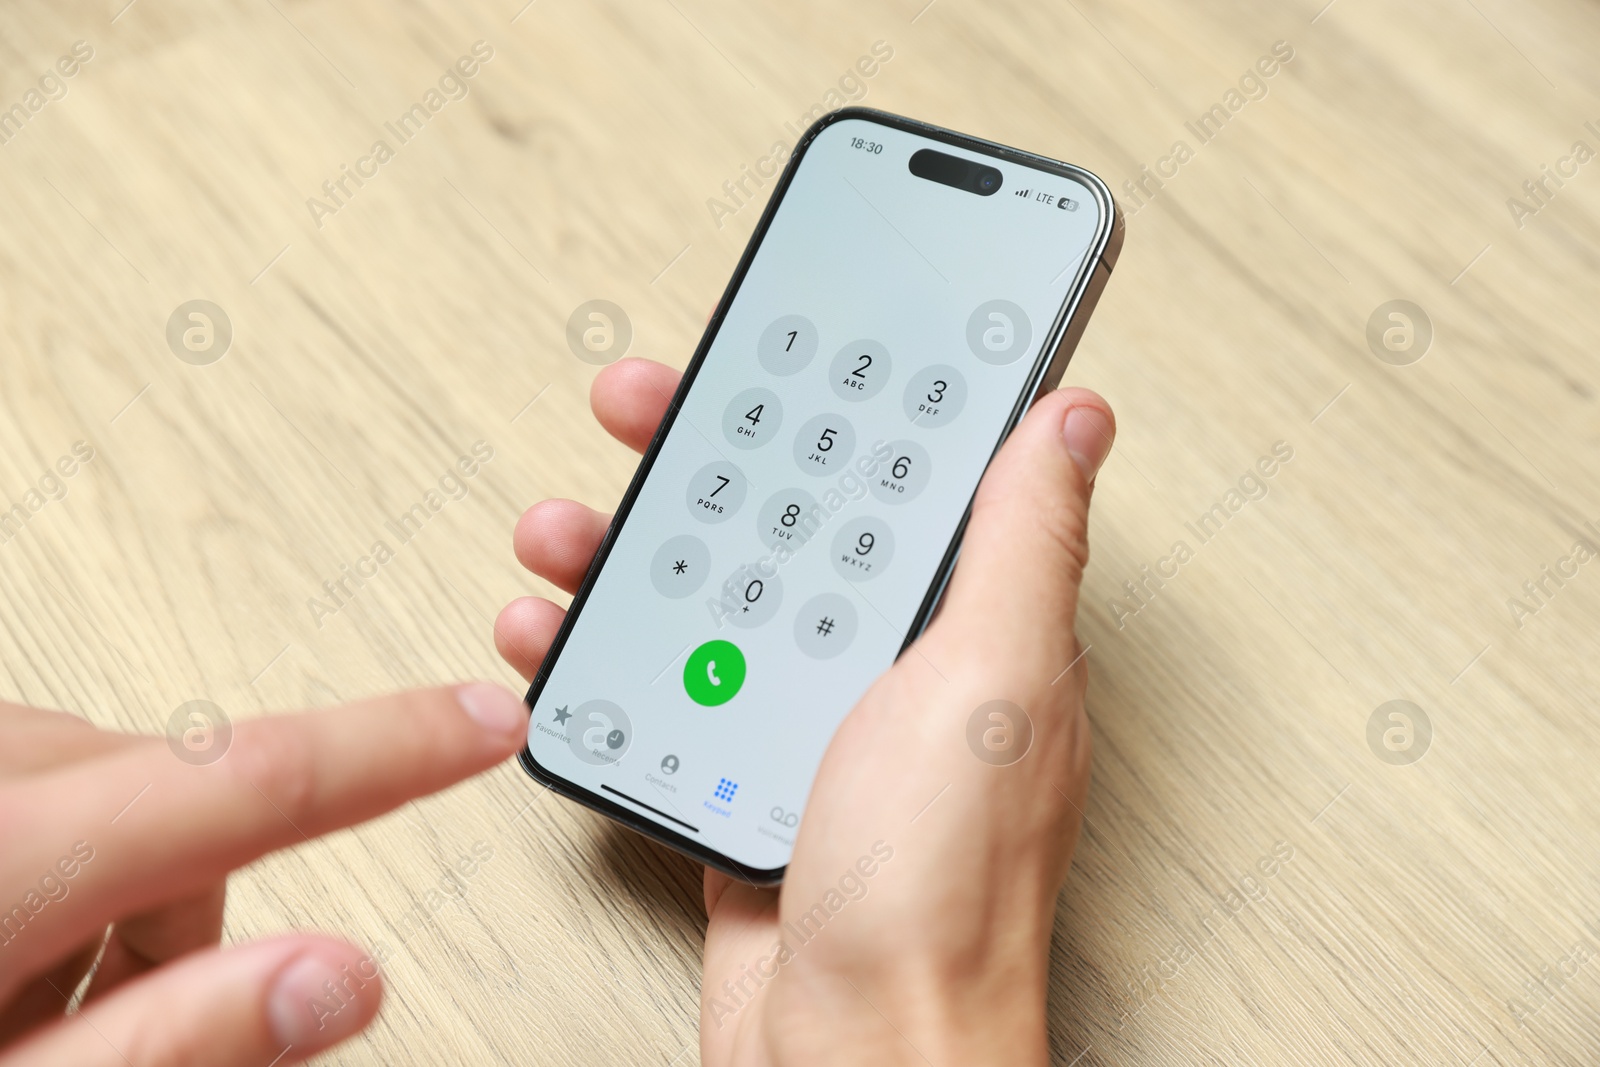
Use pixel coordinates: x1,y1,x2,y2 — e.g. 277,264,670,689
922,387,1114,680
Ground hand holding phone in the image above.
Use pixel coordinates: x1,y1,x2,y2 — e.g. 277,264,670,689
513,109,1119,882
496,361,1115,1065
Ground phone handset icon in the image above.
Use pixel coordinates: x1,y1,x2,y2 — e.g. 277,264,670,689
684,640,746,706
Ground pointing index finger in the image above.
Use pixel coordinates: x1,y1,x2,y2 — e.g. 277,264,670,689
0,684,525,998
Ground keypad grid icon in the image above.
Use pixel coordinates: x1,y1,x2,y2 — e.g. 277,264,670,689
714,778,739,802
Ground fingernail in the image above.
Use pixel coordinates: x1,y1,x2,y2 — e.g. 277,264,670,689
1062,405,1114,480
455,683,526,736
267,952,374,1048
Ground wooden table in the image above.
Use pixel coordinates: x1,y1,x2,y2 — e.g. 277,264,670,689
4,0,1597,1062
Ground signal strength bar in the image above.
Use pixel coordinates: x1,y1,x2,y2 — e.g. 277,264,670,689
1014,187,1031,198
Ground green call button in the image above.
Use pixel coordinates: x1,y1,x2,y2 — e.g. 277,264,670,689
684,640,746,706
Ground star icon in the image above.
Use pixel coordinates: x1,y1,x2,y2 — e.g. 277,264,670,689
552,705,571,725
672,559,687,575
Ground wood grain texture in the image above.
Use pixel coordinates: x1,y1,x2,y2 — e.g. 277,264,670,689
3,0,1598,1063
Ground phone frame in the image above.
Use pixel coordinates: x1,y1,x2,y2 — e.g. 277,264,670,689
519,106,1122,885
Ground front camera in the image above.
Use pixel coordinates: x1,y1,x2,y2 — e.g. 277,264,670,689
909,149,1004,197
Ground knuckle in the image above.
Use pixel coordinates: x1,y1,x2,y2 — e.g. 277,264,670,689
971,463,1091,589
1039,499,1091,588
382,689,464,763
1066,704,1092,776
228,721,320,826
120,1021,188,1066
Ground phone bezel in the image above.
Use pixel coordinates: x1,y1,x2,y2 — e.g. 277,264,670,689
518,106,1118,886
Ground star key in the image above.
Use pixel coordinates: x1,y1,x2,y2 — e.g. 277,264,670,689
672,559,687,574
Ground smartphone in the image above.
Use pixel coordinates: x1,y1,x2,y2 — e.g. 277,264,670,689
520,107,1121,884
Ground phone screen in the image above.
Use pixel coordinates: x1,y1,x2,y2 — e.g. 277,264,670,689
524,111,1111,877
